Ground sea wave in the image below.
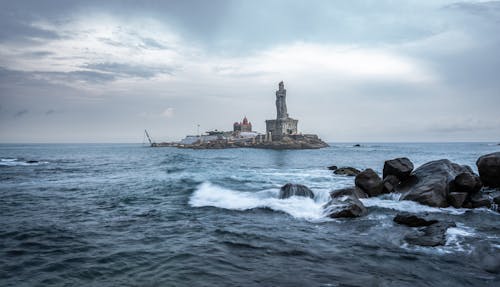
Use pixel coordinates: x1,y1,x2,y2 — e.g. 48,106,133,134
188,182,331,221
0,158,47,166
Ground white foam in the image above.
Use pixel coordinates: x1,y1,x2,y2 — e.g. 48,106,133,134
360,197,467,215
189,182,330,221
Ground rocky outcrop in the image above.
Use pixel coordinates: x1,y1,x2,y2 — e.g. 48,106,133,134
399,159,480,207
393,212,438,227
355,168,384,196
279,183,314,199
476,152,500,188
330,187,368,199
323,187,367,218
333,167,361,177
404,222,456,247
383,157,414,181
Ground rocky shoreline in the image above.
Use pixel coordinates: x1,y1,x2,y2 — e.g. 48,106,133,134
280,151,500,247
177,134,329,150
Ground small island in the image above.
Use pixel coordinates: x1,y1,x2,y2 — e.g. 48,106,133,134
151,81,328,149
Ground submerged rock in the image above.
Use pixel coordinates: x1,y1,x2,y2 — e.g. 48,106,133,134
393,212,438,227
404,222,456,247
279,183,314,199
327,165,338,171
330,187,368,199
323,188,367,218
399,159,477,207
383,157,414,181
355,168,384,197
333,167,361,177
476,152,500,188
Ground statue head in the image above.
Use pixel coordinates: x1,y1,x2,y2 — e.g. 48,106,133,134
278,81,284,90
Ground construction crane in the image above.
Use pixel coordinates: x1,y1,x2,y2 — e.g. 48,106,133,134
144,129,157,147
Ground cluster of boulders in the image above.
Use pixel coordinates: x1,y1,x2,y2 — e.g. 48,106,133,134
277,152,500,247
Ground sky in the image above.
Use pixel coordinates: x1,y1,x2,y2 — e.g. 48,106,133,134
0,0,499,143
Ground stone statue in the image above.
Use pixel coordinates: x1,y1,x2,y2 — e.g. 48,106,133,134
276,81,288,119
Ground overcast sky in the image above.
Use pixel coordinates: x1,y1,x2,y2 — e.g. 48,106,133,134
1,0,499,143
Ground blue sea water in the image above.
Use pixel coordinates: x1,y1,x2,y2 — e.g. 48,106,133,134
0,143,499,286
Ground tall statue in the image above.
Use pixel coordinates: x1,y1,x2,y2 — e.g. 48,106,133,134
276,81,288,119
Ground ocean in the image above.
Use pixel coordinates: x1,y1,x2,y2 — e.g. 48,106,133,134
1,143,499,286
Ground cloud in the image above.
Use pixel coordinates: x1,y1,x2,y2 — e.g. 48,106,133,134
14,109,29,117
161,107,175,118
84,62,174,79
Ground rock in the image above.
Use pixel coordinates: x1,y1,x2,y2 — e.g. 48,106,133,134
330,187,368,199
334,167,361,176
279,183,314,199
355,168,384,196
323,187,367,218
327,165,338,171
382,175,400,194
476,152,500,188
493,194,500,205
26,160,39,164
447,192,468,208
383,157,414,181
404,222,456,247
353,144,361,147
469,192,491,208
393,212,438,227
452,172,482,194
399,159,475,207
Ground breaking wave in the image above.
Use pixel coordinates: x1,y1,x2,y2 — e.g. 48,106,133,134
188,182,331,221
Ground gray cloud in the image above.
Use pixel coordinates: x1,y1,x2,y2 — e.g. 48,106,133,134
14,109,29,117
84,62,174,79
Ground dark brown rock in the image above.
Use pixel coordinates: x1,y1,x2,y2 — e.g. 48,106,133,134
324,187,367,218
355,168,384,196
393,212,438,227
476,152,500,188
333,167,361,177
448,192,468,208
453,172,482,194
279,183,314,199
383,157,414,181
399,159,474,207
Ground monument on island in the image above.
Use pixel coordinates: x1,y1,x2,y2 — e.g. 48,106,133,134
265,81,298,139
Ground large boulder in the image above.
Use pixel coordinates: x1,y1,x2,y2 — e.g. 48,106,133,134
355,168,384,197
399,159,477,207
279,183,314,199
323,188,367,218
404,222,456,247
476,152,500,188
469,192,491,208
333,167,361,176
393,212,438,227
383,157,414,181
452,172,482,194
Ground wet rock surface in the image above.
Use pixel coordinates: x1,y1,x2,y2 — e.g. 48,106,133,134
333,167,361,176
355,168,384,196
279,183,314,199
393,212,438,227
383,157,414,181
476,152,500,188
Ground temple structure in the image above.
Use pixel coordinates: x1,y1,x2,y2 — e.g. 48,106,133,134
265,81,298,138
233,116,252,132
